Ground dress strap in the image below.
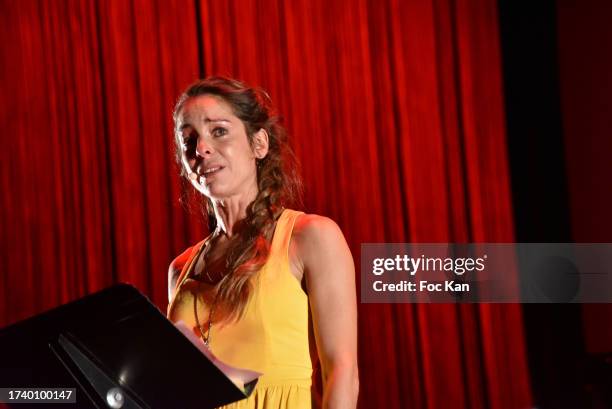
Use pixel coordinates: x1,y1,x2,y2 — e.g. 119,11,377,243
270,209,304,266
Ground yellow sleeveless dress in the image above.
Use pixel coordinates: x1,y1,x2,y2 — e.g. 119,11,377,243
167,209,312,408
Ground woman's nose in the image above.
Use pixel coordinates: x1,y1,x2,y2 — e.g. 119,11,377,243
196,135,213,158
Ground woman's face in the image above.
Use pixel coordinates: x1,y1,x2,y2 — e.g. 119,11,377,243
176,95,264,200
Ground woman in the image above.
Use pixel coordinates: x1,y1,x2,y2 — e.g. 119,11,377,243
166,77,358,409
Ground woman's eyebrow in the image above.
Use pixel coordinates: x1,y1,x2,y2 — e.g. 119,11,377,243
204,118,231,124
178,117,231,131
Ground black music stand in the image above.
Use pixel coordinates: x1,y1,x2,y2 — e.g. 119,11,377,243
0,284,257,408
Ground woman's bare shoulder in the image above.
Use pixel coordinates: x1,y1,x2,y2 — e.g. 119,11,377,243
292,213,349,262
169,246,195,276
168,243,201,300
293,212,344,238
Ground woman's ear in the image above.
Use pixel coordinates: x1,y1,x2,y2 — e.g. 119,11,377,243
253,128,269,159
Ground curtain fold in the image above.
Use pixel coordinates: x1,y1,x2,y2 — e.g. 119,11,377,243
0,0,531,407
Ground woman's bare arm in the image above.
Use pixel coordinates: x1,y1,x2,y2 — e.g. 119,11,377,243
293,214,359,409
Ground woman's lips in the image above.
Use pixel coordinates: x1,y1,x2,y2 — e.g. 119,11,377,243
203,166,223,175
199,166,224,182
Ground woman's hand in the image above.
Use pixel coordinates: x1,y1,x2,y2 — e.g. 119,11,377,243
293,215,359,409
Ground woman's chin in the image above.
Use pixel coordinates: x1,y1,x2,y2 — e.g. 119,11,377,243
190,179,213,197
193,181,228,200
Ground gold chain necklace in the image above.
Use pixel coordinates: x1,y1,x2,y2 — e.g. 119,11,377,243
190,228,229,348
194,289,215,347
194,275,228,347
186,209,285,347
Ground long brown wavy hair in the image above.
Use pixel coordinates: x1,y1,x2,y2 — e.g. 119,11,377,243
173,76,303,322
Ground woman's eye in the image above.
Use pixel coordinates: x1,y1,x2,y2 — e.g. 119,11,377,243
212,127,227,137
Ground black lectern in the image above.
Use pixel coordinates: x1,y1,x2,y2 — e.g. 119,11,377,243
0,284,257,408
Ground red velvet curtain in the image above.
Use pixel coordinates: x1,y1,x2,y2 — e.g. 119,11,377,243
0,0,531,407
